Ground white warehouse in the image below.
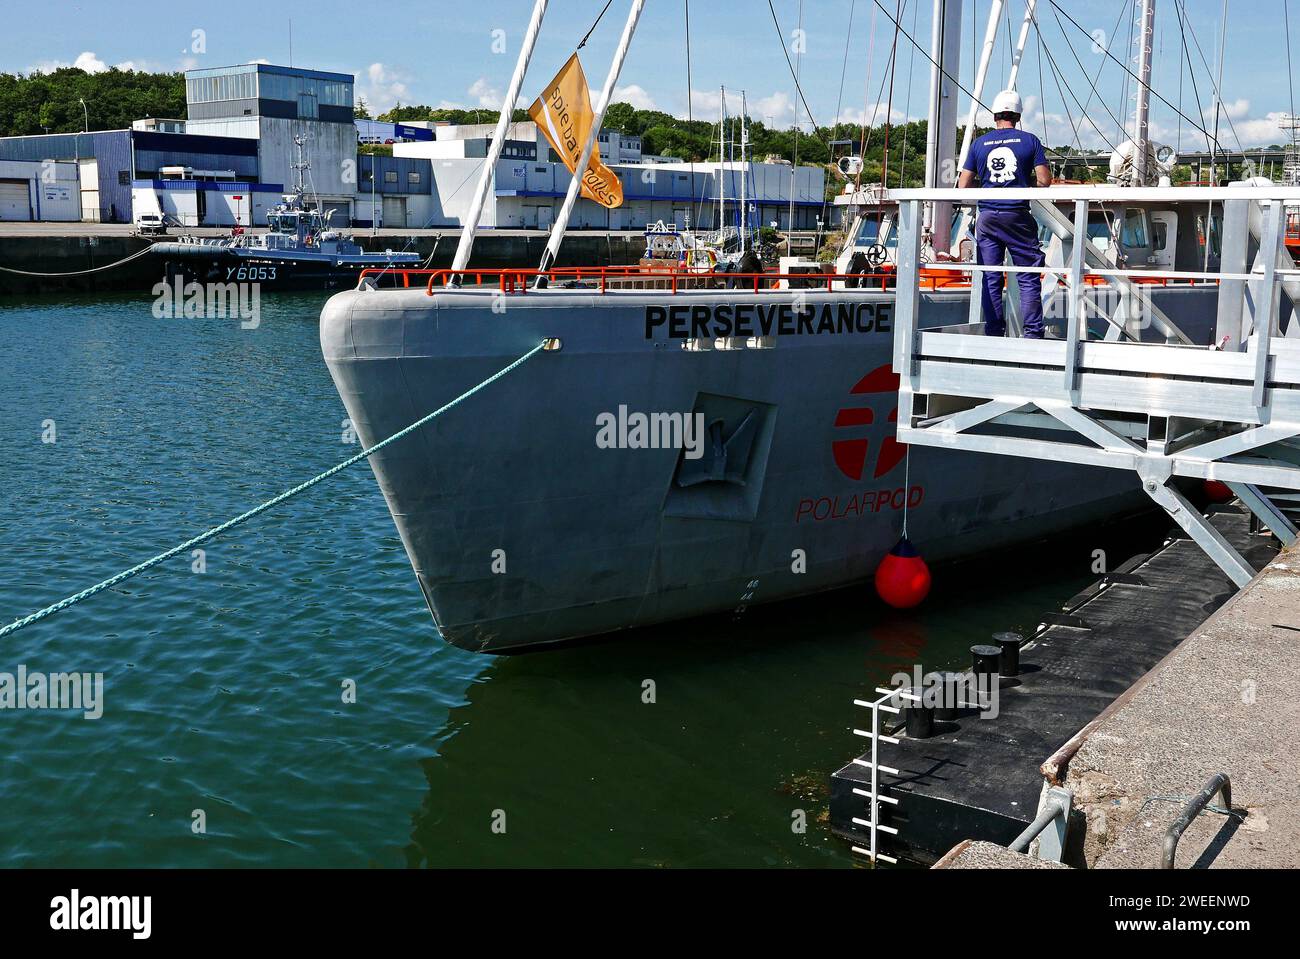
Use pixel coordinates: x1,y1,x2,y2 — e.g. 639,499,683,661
0,159,82,221
390,123,825,231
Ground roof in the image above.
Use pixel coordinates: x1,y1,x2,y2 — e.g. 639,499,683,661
185,63,353,83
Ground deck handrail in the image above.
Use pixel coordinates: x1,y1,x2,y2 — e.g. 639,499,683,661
888,184,1300,202
355,266,908,295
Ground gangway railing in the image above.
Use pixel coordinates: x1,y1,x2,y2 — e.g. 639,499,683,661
889,184,1300,588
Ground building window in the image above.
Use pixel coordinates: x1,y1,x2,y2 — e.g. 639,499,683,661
384,170,398,183
298,93,318,120
118,171,130,186
407,171,421,185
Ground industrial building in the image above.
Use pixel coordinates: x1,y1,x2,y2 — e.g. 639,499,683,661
0,158,80,221
181,63,358,222
385,121,825,231
0,62,825,232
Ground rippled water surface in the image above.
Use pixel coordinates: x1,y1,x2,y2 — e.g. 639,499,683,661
0,292,1158,867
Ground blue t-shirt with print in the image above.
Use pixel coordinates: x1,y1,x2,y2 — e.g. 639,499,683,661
962,128,1048,210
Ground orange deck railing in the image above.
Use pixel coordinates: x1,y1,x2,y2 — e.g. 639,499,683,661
355,264,1218,295
356,265,907,294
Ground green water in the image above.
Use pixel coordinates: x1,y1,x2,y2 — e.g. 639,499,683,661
0,292,1156,867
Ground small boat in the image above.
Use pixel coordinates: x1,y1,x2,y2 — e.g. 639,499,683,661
151,136,421,291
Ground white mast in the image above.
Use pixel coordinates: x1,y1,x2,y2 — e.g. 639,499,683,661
740,90,749,256
450,0,548,276
718,85,727,234
957,0,1004,172
1132,0,1156,185
1005,0,1038,91
537,0,647,276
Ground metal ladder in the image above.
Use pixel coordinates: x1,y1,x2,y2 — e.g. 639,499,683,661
848,687,907,864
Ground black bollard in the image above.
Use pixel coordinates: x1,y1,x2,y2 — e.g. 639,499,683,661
935,671,962,720
903,688,935,739
994,631,1023,677
971,644,1001,681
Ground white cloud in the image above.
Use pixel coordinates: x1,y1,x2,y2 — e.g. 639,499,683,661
1226,111,1290,148
73,51,108,72
679,88,804,128
468,77,501,109
612,84,657,111
841,101,914,129
29,50,138,74
355,62,413,113
1207,98,1251,122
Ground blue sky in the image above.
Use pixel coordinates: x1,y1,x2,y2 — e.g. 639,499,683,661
3,0,1296,148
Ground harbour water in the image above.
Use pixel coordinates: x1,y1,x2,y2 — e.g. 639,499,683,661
0,292,1166,867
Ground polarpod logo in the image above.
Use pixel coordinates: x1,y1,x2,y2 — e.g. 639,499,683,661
832,364,906,480
794,365,922,524
50,889,151,939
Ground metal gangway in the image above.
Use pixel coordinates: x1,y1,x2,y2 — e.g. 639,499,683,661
891,184,1300,588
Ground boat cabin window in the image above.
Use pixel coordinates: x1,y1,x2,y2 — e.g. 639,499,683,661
1087,213,1114,251
1196,213,1222,259
1120,208,1148,249
854,214,896,249
1151,217,1167,252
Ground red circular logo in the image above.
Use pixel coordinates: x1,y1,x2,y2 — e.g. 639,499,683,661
832,364,906,480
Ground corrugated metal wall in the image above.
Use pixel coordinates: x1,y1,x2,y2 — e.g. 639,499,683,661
358,154,432,195
0,129,266,222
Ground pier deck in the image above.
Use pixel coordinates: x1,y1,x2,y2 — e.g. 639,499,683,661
830,504,1278,865
1062,539,1300,869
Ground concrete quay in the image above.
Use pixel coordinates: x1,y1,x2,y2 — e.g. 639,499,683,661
935,542,1300,870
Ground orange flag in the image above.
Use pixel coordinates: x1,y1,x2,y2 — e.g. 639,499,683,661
529,54,624,209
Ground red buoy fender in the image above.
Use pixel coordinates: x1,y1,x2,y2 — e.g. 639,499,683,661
1203,479,1233,503
875,536,932,609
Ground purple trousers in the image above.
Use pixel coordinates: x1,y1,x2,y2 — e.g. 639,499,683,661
976,207,1045,337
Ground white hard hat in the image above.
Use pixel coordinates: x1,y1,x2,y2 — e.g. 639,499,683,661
992,90,1023,115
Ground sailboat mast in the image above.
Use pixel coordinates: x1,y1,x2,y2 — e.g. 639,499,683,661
1005,0,1038,91
957,0,1004,173
740,90,749,256
452,0,549,275
718,85,726,233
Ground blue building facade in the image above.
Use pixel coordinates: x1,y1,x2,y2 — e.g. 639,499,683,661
0,129,262,223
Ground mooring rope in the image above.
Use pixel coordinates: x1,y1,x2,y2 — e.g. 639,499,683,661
0,243,156,277
0,340,548,640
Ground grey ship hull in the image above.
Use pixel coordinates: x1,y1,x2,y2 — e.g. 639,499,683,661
320,284,1217,652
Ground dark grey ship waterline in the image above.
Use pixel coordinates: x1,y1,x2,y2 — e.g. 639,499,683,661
321,284,1219,652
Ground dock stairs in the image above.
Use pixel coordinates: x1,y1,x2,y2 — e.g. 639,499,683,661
891,184,1300,590
841,184,1300,867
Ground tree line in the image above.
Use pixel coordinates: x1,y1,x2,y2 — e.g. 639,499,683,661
0,68,1125,190
0,68,187,136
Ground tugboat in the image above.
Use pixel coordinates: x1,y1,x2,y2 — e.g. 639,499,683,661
151,136,421,291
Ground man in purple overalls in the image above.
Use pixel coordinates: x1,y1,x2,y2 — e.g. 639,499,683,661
958,90,1052,338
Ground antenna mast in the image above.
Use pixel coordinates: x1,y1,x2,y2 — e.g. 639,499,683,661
1131,0,1156,185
